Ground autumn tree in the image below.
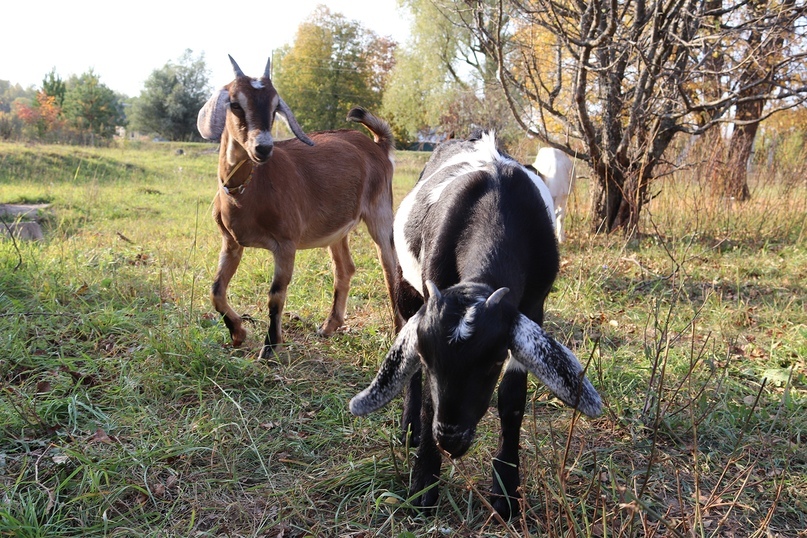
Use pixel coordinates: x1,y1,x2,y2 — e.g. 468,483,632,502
62,70,126,144
273,5,396,132
42,69,66,108
459,0,807,233
130,49,210,141
14,91,62,139
384,0,523,145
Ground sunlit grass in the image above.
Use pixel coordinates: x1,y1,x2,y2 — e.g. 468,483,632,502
1,140,804,537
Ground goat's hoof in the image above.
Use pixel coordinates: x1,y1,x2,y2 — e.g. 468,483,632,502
317,318,343,338
400,426,421,448
491,495,520,521
258,338,282,359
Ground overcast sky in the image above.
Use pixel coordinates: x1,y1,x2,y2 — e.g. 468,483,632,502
1,0,412,97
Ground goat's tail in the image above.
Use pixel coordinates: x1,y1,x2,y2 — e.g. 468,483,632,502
347,107,395,152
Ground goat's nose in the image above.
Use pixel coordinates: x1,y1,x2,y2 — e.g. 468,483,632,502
434,423,474,459
255,144,273,160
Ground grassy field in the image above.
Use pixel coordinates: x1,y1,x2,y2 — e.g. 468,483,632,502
0,140,805,537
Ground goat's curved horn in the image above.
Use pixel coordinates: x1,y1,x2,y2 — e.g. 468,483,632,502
228,55,245,78
349,311,422,415
263,57,272,79
509,314,602,418
486,287,509,307
425,280,442,301
277,97,315,146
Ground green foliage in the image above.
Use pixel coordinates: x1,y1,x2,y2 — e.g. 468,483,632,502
61,70,125,144
129,49,211,141
41,69,66,108
274,6,394,131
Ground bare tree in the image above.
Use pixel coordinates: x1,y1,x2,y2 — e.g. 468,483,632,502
461,0,807,233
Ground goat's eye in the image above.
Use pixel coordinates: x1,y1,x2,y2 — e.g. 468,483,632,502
229,102,242,112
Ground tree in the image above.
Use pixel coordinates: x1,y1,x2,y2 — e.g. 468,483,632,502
719,0,804,200
383,0,526,146
274,5,396,132
129,49,210,141
14,91,62,139
62,70,126,144
459,0,807,233
42,68,66,108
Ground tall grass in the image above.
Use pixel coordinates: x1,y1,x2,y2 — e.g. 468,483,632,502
1,141,804,537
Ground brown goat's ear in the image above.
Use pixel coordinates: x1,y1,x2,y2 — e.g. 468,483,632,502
197,88,229,141
509,314,602,417
277,98,315,146
349,311,422,415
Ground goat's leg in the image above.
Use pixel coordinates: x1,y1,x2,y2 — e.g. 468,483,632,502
401,368,422,446
212,235,247,347
365,215,404,332
554,193,568,242
410,379,441,511
490,365,528,519
259,245,296,359
318,236,356,337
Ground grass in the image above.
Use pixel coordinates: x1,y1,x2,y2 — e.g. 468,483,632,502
0,139,805,537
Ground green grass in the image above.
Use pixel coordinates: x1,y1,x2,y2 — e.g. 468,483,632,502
1,140,805,537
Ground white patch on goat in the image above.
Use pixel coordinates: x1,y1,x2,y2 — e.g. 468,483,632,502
251,79,264,89
522,166,556,225
449,300,482,343
420,134,503,205
394,181,427,295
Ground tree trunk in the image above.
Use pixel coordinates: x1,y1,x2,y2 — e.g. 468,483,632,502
590,162,651,234
721,101,762,201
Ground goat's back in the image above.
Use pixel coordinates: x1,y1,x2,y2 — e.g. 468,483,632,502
533,148,574,199
218,130,394,249
396,135,558,305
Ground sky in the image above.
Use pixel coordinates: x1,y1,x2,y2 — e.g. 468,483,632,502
1,0,412,98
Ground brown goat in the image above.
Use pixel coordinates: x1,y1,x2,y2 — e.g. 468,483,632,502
197,55,402,358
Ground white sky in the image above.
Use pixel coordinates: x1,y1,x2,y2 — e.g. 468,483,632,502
1,0,412,97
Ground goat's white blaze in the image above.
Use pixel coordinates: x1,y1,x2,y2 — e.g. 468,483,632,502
449,300,483,343
250,79,264,89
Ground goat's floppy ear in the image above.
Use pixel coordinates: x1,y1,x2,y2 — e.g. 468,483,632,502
197,88,229,141
509,314,602,417
349,311,422,415
277,97,315,147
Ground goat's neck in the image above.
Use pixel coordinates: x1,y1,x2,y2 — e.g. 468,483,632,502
218,134,254,193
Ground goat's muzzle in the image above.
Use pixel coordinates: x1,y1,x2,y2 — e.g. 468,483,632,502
253,143,274,162
434,423,475,459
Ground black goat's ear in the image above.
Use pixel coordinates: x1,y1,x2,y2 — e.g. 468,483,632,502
350,311,422,416
509,314,602,417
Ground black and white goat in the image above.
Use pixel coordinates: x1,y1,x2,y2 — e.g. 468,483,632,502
350,132,601,519
196,56,402,358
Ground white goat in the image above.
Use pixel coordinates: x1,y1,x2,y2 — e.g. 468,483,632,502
196,55,402,358
533,147,574,242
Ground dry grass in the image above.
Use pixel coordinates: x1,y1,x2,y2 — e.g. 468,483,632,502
0,141,804,537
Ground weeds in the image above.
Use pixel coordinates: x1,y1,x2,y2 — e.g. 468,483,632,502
0,141,805,537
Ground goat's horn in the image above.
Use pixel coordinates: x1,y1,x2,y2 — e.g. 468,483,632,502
425,280,441,301
263,57,272,79
277,97,315,146
228,55,245,78
486,287,509,307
